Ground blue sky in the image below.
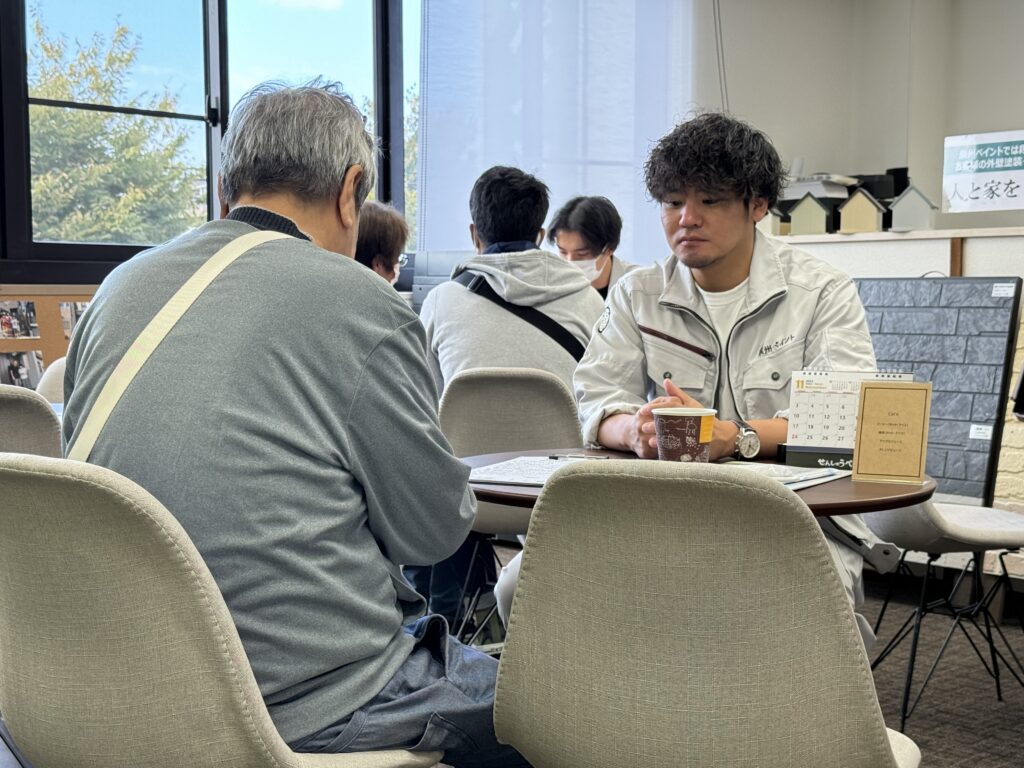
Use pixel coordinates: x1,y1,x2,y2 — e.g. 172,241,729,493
29,0,421,160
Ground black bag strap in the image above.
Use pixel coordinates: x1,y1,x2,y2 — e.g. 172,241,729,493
453,271,585,362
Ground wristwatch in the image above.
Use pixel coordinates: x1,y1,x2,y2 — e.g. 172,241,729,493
732,419,761,459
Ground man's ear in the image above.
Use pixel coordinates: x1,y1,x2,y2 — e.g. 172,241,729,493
535,227,546,247
338,165,364,231
217,175,229,218
750,196,769,223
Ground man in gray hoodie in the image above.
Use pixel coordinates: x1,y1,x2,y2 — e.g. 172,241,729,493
414,166,604,625
419,166,605,395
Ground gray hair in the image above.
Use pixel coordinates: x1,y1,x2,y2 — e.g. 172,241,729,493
220,79,376,207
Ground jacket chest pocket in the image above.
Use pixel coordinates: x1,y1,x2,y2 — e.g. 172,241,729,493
740,343,805,418
642,334,714,396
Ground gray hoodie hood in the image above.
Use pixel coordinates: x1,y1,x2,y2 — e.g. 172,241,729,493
451,248,595,307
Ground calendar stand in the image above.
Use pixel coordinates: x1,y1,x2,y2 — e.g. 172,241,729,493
784,370,913,469
778,443,854,470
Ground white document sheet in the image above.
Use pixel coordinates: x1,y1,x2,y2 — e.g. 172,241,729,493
468,456,607,486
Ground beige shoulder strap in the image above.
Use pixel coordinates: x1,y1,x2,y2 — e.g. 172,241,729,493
67,229,290,462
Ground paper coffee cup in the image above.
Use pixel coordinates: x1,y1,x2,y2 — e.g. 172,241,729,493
651,407,717,462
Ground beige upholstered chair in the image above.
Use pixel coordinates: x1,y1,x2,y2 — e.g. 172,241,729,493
439,366,582,534
494,460,920,768
0,384,60,457
0,453,439,768
33,355,65,404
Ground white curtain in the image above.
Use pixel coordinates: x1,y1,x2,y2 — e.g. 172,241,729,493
417,0,693,265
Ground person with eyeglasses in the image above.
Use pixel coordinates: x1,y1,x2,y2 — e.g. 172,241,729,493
548,195,637,300
354,199,409,286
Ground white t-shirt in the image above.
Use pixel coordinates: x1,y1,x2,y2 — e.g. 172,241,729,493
695,277,749,422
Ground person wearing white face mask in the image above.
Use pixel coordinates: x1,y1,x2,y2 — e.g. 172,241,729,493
548,195,637,300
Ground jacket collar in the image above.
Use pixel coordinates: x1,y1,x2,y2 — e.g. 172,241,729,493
658,229,787,313
226,206,310,241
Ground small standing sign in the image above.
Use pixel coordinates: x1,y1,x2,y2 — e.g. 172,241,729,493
942,129,1024,214
853,380,932,484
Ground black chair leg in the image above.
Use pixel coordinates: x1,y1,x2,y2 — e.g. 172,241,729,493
898,552,937,731
886,551,1024,729
874,550,910,636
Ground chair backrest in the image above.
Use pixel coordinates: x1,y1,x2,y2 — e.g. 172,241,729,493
495,460,903,768
856,276,1021,505
0,384,60,457
0,454,437,768
33,355,66,404
438,367,581,457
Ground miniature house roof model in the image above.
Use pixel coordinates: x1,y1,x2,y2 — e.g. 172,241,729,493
889,184,938,231
788,193,834,235
838,187,887,234
758,206,790,236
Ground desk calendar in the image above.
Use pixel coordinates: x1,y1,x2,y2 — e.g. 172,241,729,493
787,370,913,449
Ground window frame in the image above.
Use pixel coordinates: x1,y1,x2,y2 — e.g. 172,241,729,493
0,0,406,285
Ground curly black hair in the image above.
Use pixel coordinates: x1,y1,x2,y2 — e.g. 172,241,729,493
644,112,785,207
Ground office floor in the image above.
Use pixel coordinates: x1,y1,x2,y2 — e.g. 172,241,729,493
865,573,1024,768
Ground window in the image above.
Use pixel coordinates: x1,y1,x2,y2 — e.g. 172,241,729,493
0,0,414,285
402,0,420,248
0,0,214,282
226,0,375,126
26,0,208,246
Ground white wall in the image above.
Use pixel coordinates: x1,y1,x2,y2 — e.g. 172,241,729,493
688,0,1024,229
691,0,862,176
941,0,1024,228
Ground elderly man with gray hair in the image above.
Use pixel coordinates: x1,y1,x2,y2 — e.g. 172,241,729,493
62,80,528,766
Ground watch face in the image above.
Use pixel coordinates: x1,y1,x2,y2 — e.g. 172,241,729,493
738,431,760,458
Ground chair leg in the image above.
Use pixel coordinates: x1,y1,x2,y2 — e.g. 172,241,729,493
452,538,483,635
895,551,1024,729
998,549,1024,635
897,552,938,731
975,552,1003,701
455,540,503,644
873,550,909,636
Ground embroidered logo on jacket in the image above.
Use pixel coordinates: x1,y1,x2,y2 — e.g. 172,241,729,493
758,334,795,357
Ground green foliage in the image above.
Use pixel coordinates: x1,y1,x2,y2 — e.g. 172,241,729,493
403,85,418,250
27,9,205,244
359,88,419,250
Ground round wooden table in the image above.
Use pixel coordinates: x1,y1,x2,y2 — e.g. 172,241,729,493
463,448,936,518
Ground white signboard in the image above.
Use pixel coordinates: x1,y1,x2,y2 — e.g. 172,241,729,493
942,129,1024,213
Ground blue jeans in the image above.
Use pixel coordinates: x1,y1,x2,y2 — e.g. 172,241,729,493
290,615,529,767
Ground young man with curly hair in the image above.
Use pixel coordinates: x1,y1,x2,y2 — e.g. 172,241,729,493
498,113,895,647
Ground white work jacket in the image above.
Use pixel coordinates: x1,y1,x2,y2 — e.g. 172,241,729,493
574,231,897,571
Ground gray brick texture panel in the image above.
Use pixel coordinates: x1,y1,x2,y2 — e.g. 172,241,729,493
966,336,1009,365
873,335,966,364
856,276,1020,503
880,308,957,335
971,394,1000,422
933,364,996,394
929,392,974,420
957,308,1014,335
857,280,942,308
941,281,1017,307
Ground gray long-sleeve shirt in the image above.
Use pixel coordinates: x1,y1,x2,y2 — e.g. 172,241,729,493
63,211,476,744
